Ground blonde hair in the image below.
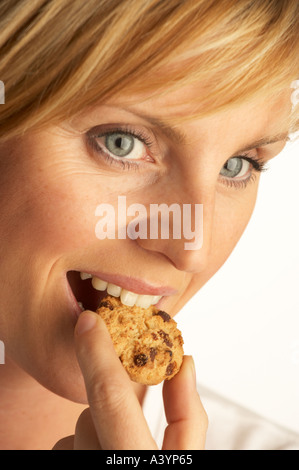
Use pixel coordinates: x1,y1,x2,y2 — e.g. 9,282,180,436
0,0,298,141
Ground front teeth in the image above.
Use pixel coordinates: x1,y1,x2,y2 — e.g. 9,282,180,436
120,289,138,307
107,283,122,297
91,277,108,291
81,272,162,308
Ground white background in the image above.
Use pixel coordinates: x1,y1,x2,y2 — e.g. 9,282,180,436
177,136,299,433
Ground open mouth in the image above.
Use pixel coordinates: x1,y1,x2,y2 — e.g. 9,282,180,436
67,271,163,313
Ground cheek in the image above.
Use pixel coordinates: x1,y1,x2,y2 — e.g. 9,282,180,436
4,168,100,260
26,178,96,255
0,136,101,261
212,187,258,262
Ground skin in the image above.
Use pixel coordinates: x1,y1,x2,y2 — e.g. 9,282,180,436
0,82,291,449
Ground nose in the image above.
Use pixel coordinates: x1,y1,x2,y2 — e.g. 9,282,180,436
135,180,216,273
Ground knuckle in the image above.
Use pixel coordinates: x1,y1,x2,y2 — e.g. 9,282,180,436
87,373,127,414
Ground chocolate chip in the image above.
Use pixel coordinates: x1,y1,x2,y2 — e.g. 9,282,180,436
165,349,173,361
134,354,148,367
166,362,176,376
158,330,173,348
154,310,171,322
98,300,114,310
150,348,157,362
151,332,158,340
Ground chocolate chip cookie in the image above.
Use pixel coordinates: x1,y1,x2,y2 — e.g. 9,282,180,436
96,295,184,385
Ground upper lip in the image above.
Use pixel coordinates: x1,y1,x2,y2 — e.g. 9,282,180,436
82,271,178,296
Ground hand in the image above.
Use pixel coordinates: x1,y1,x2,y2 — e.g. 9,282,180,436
53,310,208,450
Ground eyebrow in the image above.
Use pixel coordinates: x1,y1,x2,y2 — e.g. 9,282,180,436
235,133,289,154
124,109,187,144
121,107,289,150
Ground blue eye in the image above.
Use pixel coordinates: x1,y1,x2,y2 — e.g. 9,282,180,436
105,133,135,157
95,130,149,161
86,125,157,171
220,157,250,178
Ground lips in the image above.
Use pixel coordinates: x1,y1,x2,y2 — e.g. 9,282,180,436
67,271,176,313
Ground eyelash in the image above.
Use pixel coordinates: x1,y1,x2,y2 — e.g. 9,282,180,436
87,126,268,189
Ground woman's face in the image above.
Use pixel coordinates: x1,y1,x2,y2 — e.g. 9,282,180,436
0,84,290,402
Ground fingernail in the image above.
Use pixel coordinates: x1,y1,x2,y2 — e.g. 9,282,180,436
75,311,97,336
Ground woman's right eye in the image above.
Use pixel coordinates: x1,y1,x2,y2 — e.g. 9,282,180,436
90,129,153,164
104,133,140,158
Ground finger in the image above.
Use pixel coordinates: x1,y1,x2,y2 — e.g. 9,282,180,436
74,310,157,450
52,435,74,450
162,356,208,450
74,408,102,450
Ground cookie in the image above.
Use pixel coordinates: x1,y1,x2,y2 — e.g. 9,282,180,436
96,295,184,385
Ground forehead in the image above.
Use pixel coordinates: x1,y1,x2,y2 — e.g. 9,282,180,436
114,81,291,122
